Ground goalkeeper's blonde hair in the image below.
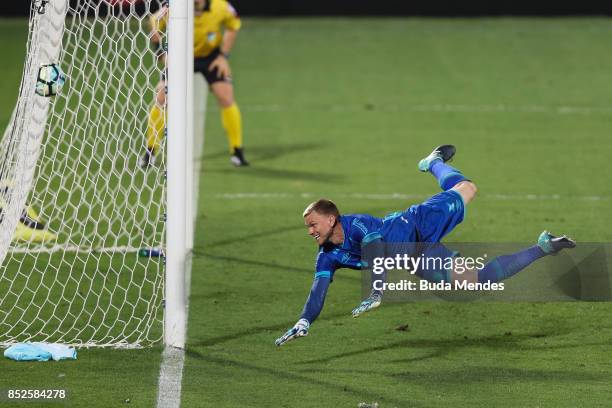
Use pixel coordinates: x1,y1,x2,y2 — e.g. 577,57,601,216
303,199,340,218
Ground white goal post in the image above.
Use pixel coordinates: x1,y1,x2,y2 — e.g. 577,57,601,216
165,0,191,349
0,0,196,348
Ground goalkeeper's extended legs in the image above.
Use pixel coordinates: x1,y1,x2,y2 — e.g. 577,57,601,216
418,145,477,205
449,230,576,285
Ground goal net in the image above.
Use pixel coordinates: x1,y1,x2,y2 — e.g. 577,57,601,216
0,0,169,347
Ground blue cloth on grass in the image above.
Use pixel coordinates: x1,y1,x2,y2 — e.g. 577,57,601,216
4,342,77,361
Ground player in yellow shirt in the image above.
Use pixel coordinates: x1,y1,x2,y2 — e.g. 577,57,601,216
141,0,248,167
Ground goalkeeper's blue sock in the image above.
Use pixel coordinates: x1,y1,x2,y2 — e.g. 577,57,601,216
478,246,546,283
430,160,467,191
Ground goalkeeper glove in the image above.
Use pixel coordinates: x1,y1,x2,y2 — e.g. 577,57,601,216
351,292,382,318
275,318,309,346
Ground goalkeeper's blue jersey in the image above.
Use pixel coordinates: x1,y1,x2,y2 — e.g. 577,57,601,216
315,211,424,280
301,190,465,323
314,214,383,280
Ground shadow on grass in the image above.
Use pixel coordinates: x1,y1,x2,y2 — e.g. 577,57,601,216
193,251,310,274
193,251,361,282
185,348,422,408
300,364,608,388
198,224,303,249
189,309,355,348
201,142,324,162
205,165,345,183
185,310,607,405
389,365,608,384
300,328,576,366
197,206,392,251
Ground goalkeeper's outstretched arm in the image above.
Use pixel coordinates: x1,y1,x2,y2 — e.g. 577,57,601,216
300,275,331,323
275,275,331,346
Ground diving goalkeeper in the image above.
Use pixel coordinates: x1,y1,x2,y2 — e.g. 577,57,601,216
275,145,576,346
141,0,248,168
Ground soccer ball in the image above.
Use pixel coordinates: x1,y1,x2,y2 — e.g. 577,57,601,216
35,63,66,97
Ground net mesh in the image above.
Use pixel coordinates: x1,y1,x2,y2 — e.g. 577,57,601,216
0,0,166,347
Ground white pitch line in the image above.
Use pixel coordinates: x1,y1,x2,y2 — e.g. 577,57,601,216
486,193,605,201
6,245,142,254
214,192,606,201
211,103,612,116
155,76,205,408
156,347,186,408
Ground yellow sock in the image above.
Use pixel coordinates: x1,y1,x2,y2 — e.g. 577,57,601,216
221,103,243,152
146,104,165,154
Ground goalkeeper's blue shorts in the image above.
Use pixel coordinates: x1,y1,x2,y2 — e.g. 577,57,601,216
382,189,465,243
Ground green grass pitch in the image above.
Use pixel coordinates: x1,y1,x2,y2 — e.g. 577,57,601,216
2,16,612,408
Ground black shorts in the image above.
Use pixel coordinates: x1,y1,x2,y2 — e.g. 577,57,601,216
194,48,231,85
160,48,230,85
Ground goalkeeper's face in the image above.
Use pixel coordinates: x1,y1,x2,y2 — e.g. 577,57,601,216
304,211,336,246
